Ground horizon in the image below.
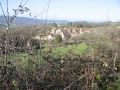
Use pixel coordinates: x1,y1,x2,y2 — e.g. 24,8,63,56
0,0,120,22
0,15,118,23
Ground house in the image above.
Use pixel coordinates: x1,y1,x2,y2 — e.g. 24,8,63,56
56,28,62,34
33,35,40,40
66,28,72,34
63,27,68,30
62,30,71,40
47,34,54,40
72,28,79,33
79,28,84,34
57,24,61,27
34,34,54,40
58,29,65,38
70,32,79,37
117,26,120,29
33,35,44,40
81,27,91,33
51,27,57,34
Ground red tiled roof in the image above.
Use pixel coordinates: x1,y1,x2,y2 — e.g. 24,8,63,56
81,27,88,31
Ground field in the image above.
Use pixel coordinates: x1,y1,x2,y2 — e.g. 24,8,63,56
44,42,87,55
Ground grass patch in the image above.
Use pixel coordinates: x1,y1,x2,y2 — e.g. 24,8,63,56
50,42,87,55
73,42,88,54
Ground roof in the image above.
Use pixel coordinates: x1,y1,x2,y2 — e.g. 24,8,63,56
81,27,88,31
81,27,93,31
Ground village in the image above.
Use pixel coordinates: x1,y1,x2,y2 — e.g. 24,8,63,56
34,26,96,40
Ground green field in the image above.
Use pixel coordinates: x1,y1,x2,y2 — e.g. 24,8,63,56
46,42,88,55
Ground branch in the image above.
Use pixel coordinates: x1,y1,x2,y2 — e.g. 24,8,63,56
9,0,30,24
113,51,118,69
20,0,24,6
0,3,8,23
23,0,29,7
52,14,57,20
96,57,120,79
64,74,88,90
45,0,50,26
110,67,120,79
7,0,10,26
35,8,50,18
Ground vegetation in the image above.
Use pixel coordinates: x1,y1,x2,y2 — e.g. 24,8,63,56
0,1,120,90
0,23,120,90
51,42,87,54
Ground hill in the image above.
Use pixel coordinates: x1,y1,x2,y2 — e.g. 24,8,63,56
0,16,69,26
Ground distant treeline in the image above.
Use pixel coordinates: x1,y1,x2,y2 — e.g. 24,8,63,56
66,21,111,28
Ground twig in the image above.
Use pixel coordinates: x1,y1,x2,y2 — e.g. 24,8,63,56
7,0,9,25
0,3,8,23
64,74,88,90
20,0,24,6
35,8,50,18
45,0,50,26
113,51,117,69
110,67,120,79
23,0,29,7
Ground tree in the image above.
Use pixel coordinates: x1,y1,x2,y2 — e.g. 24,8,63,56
55,35,62,44
67,22,72,27
53,22,57,27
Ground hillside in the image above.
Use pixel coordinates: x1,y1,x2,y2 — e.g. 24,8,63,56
0,16,69,25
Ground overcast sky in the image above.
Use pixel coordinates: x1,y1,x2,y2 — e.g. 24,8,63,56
0,0,120,22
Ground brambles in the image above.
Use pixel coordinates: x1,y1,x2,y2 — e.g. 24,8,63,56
0,25,119,89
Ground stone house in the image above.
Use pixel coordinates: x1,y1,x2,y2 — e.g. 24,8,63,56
51,27,57,34
72,28,79,33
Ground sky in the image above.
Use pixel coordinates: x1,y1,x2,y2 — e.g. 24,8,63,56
0,0,120,22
